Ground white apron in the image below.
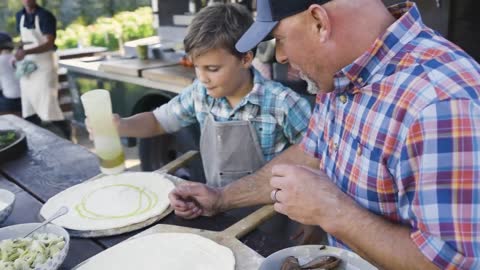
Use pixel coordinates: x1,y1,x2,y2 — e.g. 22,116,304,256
19,14,64,121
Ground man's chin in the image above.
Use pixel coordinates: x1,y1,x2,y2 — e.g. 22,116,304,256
298,72,321,94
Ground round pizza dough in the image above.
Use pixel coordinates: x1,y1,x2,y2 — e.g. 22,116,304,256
40,172,174,231
76,233,235,270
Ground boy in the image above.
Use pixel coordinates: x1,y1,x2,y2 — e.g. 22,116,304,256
90,4,312,187
0,32,21,115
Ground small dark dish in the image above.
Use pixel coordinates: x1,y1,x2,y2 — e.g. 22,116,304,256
0,129,27,164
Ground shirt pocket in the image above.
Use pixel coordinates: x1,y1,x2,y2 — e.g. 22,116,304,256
337,132,399,218
250,114,280,158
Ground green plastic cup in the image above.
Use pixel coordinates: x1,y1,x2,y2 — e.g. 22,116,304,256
136,45,148,60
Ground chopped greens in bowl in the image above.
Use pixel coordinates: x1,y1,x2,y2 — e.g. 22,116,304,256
0,224,70,270
0,131,17,150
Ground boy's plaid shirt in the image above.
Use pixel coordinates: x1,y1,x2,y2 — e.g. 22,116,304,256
155,68,312,161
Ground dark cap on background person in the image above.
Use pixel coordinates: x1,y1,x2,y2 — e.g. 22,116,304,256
0,32,14,50
235,0,331,53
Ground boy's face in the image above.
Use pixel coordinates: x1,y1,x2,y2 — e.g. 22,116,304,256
192,48,252,99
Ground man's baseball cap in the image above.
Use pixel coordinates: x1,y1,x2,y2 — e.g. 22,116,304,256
236,0,331,53
0,32,14,50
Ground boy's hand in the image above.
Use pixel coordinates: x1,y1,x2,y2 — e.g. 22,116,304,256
169,182,223,219
85,114,121,141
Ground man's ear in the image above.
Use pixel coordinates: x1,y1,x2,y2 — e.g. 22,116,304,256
241,51,254,68
307,4,331,43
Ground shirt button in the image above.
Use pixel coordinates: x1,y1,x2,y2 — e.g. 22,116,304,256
339,94,347,104
356,147,362,156
358,77,363,83
334,143,338,152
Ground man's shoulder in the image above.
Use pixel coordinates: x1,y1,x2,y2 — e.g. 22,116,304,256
36,6,56,19
379,32,480,101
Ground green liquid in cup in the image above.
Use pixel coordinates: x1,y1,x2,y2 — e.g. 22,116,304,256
99,152,125,169
136,45,148,60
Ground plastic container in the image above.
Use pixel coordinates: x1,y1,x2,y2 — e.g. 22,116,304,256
81,89,125,174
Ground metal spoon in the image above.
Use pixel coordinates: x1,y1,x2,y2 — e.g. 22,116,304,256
23,206,69,238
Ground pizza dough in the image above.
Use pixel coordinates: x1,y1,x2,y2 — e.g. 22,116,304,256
40,172,174,231
76,233,235,270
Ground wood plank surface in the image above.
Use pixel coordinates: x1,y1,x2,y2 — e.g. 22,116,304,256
99,58,180,77
142,65,195,86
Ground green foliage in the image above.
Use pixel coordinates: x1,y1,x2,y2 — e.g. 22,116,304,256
0,0,152,45
56,7,155,50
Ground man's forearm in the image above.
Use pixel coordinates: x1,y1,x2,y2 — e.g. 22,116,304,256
332,203,439,270
24,35,55,55
118,112,166,138
219,144,318,211
24,43,53,55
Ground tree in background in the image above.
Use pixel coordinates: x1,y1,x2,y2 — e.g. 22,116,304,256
0,0,23,35
0,0,150,36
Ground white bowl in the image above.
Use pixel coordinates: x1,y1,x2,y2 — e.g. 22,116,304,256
0,223,70,270
0,189,15,224
259,245,378,270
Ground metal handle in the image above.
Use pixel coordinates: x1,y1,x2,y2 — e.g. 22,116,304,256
24,206,69,238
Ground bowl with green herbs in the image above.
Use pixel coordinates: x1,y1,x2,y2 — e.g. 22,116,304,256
0,130,27,164
0,223,70,270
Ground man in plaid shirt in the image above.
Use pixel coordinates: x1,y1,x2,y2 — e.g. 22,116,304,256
170,1,479,268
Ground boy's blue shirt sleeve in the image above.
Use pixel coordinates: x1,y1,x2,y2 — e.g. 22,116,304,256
282,94,312,144
153,81,199,133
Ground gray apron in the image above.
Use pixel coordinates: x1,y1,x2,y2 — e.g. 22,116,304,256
200,100,265,187
199,100,299,239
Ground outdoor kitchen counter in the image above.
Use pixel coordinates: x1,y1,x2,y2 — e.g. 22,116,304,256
60,58,193,95
0,115,292,269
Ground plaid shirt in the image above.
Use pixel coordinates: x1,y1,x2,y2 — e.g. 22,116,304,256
155,68,312,161
301,3,480,269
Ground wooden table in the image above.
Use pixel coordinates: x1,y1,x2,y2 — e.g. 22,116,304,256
0,115,291,269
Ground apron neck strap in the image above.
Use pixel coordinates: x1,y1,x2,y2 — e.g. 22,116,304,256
208,97,216,112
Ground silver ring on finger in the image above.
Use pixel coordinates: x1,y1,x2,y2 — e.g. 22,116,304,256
271,188,281,203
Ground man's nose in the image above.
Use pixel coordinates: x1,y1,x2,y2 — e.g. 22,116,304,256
275,46,288,64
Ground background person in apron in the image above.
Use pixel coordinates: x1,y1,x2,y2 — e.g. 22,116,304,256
15,0,69,137
0,32,21,116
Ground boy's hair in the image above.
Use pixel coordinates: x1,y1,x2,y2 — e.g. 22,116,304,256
184,3,255,59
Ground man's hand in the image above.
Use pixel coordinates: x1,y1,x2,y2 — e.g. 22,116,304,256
15,49,26,61
270,164,354,231
169,182,223,219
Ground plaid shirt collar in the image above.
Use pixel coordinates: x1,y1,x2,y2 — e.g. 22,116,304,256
333,2,423,94
213,67,266,116
240,67,266,107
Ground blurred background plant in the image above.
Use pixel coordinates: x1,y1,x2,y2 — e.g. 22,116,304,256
0,0,153,51
57,7,155,50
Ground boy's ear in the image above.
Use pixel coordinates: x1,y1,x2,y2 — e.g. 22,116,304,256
241,51,254,68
